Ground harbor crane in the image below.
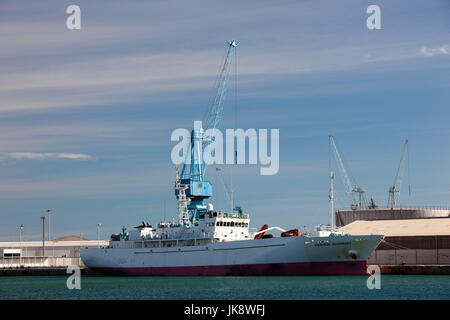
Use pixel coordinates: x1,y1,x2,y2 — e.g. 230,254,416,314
329,135,369,210
176,40,238,225
387,139,410,208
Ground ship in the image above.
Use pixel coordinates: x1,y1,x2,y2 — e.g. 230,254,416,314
81,40,383,276
80,169,383,276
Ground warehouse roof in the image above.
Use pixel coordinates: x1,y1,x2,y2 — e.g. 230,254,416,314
338,218,450,237
0,239,109,248
52,235,88,242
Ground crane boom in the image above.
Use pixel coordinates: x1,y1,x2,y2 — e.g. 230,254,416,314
201,40,238,175
329,135,368,210
387,139,409,208
180,40,238,182
204,40,238,132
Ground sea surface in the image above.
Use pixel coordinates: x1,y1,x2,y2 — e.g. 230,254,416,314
0,275,449,300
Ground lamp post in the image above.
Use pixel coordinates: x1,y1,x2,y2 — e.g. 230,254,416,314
97,223,101,248
19,224,24,242
40,216,46,258
19,224,24,265
47,209,53,241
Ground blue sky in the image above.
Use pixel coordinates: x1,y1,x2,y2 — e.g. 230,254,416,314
0,0,449,240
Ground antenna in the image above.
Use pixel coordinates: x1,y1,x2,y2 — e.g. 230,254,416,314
163,199,166,222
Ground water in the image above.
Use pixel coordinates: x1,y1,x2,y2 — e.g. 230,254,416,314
0,275,449,300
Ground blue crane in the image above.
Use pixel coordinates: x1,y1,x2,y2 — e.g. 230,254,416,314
176,40,238,225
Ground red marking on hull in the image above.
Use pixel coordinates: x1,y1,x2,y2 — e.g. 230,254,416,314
92,261,368,276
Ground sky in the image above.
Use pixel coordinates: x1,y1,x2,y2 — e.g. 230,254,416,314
0,0,449,241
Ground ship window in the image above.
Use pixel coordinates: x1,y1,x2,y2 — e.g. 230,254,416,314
226,222,230,227
230,222,235,227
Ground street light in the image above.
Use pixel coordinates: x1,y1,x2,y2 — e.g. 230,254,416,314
47,209,53,241
97,223,102,248
40,216,46,257
19,224,24,265
19,224,24,242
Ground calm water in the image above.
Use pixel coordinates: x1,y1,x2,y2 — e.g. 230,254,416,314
0,275,449,300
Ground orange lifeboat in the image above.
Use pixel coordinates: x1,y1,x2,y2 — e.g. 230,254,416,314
253,224,269,239
281,229,299,237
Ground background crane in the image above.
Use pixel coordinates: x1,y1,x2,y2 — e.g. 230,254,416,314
329,135,369,210
387,139,410,208
176,40,238,225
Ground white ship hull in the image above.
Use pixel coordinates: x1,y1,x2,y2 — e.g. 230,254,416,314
81,234,382,276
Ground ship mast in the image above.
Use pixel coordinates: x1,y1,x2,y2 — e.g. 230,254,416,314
329,171,335,230
175,167,189,225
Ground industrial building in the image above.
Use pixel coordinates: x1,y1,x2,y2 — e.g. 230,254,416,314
336,207,450,227
339,218,450,266
329,135,450,272
0,236,108,269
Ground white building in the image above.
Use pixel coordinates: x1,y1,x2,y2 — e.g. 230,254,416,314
0,235,109,268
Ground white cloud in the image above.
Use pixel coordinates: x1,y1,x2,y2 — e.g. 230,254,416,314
420,45,450,57
8,152,94,161
1,1,449,116
0,41,439,114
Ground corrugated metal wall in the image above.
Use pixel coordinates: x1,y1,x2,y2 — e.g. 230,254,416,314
369,236,450,265
377,236,450,250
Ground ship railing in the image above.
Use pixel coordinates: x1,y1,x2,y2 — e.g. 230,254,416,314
216,212,249,219
314,224,334,231
132,236,217,249
390,205,450,210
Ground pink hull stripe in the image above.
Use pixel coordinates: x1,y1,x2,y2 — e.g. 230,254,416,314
92,261,368,276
